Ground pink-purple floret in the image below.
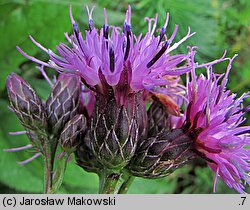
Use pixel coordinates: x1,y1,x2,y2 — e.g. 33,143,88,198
184,49,250,193
17,5,194,94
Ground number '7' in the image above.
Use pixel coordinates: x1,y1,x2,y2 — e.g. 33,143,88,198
241,197,246,205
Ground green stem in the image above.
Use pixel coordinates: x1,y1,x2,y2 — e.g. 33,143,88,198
51,153,69,194
98,170,121,194
44,154,53,194
43,139,56,194
118,176,135,194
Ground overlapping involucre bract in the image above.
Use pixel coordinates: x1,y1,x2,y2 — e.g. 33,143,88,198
186,63,250,193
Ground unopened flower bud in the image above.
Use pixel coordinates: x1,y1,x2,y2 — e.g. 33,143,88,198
128,128,197,178
6,73,47,150
75,130,103,173
6,73,46,130
46,74,81,137
59,114,87,154
147,101,169,137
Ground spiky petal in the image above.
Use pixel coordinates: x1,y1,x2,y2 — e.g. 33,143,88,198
183,54,250,193
17,6,194,102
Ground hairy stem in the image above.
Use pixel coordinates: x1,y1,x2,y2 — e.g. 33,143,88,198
118,176,135,194
98,170,121,194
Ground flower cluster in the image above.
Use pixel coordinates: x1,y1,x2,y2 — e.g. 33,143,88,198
4,5,250,194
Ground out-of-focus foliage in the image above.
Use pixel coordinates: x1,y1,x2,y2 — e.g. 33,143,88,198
0,0,249,193
216,0,250,94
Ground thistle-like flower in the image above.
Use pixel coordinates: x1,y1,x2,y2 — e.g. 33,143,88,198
5,3,250,194
182,52,250,193
17,6,194,94
17,5,194,170
127,48,250,193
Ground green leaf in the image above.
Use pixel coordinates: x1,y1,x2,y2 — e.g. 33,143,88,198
129,0,219,61
0,0,84,92
62,160,99,194
128,176,177,194
0,99,44,192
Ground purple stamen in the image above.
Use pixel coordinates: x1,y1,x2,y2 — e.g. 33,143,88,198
69,5,80,38
4,144,33,152
67,154,72,163
236,129,250,136
103,25,109,40
123,16,132,62
168,24,179,44
213,167,219,193
241,105,250,113
124,29,131,61
109,46,115,72
103,24,109,40
29,35,48,52
158,28,166,46
17,152,41,165
220,54,238,91
147,41,169,68
150,13,158,36
166,28,195,54
7,106,14,112
73,23,80,34
9,131,27,136
86,5,95,31
103,8,109,40
197,50,227,69
158,12,170,46
36,65,54,87
16,46,51,68
123,5,132,33
56,151,65,160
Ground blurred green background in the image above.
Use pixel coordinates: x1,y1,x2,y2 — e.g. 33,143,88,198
0,0,250,193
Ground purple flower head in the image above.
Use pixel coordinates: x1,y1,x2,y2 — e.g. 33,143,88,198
183,48,250,193
17,5,195,105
